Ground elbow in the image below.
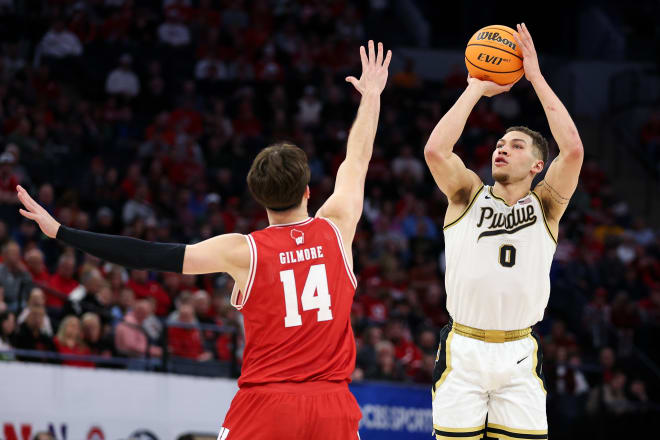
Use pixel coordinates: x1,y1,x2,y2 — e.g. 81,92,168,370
567,139,584,161
423,144,439,161
424,145,448,164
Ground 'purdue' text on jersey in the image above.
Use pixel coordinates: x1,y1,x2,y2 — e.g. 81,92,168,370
443,185,557,330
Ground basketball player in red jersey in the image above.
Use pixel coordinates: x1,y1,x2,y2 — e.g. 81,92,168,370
16,41,391,440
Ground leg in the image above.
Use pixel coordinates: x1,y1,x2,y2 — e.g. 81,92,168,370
220,389,306,439
486,334,548,439
306,388,362,440
432,328,488,440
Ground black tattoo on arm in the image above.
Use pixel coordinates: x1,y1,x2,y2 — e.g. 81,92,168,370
536,180,570,205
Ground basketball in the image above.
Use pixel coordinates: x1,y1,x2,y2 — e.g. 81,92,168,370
465,25,524,85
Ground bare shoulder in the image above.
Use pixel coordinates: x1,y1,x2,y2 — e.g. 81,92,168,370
183,233,251,276
224,233,252,268
315,213,353,240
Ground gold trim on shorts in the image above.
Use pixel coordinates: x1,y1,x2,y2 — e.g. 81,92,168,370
432,328,455,400
529,334,547,394
486,422,548,439
434,424,485,440
452,322,531,343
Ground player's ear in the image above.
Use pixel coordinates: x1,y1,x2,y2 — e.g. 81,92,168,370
531,160,544,175
304,186,311,199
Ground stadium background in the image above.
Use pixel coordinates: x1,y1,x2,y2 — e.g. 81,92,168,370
0,1,659,439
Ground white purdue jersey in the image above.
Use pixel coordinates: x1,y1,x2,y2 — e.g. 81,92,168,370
444,184,557,330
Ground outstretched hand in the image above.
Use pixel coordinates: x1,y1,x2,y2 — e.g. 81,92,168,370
514,23,542,82
16,185,60,238
346,40,392,95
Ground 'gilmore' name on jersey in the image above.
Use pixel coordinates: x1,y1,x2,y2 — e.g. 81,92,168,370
279,246,325,265
476,204,537,240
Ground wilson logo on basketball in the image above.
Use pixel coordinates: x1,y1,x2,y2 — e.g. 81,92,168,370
477,53,510,65
475,32,517,50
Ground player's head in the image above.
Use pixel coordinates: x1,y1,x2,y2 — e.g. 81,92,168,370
492,126,548,184
247,142,311,212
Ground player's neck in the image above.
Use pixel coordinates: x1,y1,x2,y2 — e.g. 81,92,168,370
491,181,531,206
266,206,310,226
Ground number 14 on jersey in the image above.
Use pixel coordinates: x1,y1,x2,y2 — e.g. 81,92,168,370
280,264,333,328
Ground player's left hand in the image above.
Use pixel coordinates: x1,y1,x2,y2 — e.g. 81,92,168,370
514,23,542,82
16,185,60,238
346,40,392,95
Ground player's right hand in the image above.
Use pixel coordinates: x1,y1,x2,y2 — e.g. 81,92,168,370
16,185,61,239
467,74,517,98
345,40,392,96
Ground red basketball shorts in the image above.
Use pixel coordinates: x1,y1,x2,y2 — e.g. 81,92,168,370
218,381,362,440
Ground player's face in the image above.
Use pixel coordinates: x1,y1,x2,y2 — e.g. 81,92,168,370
491,131,542,183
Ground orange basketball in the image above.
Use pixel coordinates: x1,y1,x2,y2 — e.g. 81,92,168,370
465,25,524,85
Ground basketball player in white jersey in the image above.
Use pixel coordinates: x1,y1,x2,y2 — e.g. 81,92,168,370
423,24,583,439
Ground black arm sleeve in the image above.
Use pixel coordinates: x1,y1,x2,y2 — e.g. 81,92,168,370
56,226,186,273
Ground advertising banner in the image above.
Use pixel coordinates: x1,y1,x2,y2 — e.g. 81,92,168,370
0,362,236,440
351,382,433,440
0,363,433,440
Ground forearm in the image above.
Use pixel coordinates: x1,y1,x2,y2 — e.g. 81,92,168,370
531,75,582,152
425,84,483,156
56,226,185,273
345,91,380,165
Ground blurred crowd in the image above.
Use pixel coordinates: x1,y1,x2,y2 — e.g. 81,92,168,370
0,1,658,438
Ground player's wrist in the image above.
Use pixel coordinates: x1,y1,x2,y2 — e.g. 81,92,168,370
527,72,544,85
466,81,487,97
361,88,382,97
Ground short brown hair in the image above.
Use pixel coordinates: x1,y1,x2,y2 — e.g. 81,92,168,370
505,126,549,165
247,142,311,210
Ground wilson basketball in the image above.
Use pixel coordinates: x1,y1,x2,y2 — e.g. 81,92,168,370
465,25,524,85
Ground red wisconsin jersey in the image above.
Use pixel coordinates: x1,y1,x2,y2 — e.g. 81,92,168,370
231,217,358,387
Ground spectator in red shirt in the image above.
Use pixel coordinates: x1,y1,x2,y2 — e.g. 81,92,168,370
119,162,142,200
169,83,204,137
24,248,50,285
232,98,262,137
358,277,388,324
127,269,171,316
47,254,79,308
387,319,422,377
54,315,93,368
168,303,212,361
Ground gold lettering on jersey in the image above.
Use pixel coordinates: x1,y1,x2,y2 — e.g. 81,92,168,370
476,205,536,240
279,246,324,264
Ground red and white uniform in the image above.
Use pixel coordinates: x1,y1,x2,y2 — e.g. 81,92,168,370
220,217,361,440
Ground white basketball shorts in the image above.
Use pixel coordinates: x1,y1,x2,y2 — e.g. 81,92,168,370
432,321,548,440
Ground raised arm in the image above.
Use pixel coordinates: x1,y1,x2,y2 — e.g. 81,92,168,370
316,41,391,252
16,185,250,288
423,77,514,212
515,23,584,223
